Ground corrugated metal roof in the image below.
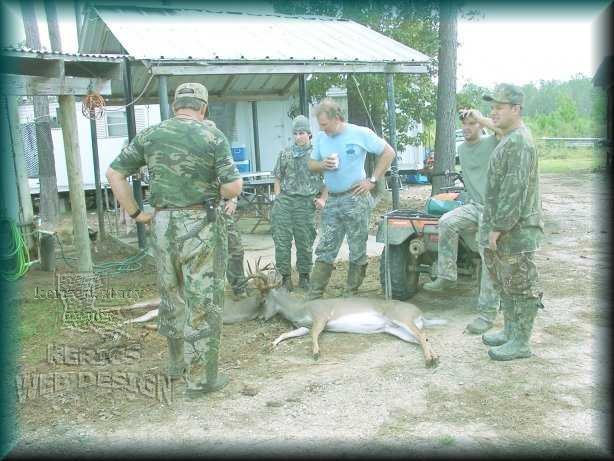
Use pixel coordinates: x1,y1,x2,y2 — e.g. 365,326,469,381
80,6,431,65
0,46,126,61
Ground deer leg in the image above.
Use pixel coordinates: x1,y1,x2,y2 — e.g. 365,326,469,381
393,320,439,368
273,327,310,347
311,318,328,361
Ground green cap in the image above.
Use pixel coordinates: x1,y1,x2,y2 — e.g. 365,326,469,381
292,115,311,133
483,83,524,106
174,82,208,104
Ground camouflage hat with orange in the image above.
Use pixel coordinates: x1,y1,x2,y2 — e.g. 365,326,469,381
174,82,208,104
482,83,524,106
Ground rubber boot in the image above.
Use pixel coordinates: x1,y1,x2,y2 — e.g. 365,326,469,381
344,262,367,297
167,337,187,379
488,299,539,361
305,261,334,301
281,275,294,292
482,299,514,346
298,273,310,291
423,277,457,292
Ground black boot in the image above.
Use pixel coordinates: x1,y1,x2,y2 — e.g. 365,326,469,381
298,273,310,290
281,275,294,291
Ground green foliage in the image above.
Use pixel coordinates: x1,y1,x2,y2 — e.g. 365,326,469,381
272,0,440,150
456,75,607,139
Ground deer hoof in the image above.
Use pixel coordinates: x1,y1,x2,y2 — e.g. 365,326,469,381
426,355,439,368
312,352,320,361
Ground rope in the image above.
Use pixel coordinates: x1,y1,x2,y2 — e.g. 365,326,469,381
0,218,31,281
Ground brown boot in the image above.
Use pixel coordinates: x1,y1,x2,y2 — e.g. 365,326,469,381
344,262,367,297
306,261,334,300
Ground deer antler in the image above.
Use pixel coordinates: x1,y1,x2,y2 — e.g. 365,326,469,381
245,258,278,294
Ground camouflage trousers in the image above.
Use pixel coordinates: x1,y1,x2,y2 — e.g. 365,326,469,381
226,216,247,292
271,194,317,275
152,209,227,390
482,248,542,302
315,192,374,265
437,202,499,319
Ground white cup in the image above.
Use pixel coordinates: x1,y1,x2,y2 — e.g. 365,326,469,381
328,153,339,170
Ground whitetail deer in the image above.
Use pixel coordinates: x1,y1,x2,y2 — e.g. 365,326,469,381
253,274,444,368
122,259,274,325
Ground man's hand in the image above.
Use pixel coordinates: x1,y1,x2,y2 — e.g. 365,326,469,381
224,199,237,216
488,231,501,251
135,211,154,225
314,197,326,209
351,179,375,196
321,155,339,171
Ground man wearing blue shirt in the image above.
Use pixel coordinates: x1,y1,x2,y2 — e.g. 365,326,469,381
307,98,396,300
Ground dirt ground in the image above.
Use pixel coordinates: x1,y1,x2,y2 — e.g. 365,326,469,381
8,172,612,458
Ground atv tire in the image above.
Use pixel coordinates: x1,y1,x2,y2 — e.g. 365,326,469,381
379,240,419,301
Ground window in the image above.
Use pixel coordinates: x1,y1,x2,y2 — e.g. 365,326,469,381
106,111,128,137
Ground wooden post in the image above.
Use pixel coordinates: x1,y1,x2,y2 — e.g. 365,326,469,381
298,74,308,116
58,95,93,272
21,0,60,272
251,101,261,172
158,75,171,121
44,0,62,51
386,73,400,210
90,116,106,239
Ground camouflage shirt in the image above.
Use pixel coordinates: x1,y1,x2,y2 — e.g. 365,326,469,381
109,117,240,207
272,144,323,196
481,125,544,254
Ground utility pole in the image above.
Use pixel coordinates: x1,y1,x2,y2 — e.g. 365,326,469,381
431,0,458,195
20,0,60,271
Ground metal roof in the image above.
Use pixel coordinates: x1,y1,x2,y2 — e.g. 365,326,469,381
79,6,431,71
1,46,126,62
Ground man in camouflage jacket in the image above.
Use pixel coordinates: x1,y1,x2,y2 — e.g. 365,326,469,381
271,115,326,291
106,83,242,396
479,83,545,361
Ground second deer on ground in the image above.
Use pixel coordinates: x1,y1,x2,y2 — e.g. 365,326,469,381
255,275,445,368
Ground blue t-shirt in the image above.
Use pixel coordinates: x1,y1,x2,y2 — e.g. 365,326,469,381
311,123,386,193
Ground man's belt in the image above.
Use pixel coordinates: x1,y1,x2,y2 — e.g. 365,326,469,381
155,204,207,211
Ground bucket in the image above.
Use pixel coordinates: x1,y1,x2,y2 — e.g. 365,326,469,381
235,160,250,173
231,145,247,162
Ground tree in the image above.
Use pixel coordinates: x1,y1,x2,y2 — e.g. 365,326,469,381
431,0,458,195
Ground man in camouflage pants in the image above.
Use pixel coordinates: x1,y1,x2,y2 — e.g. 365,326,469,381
271,115,326,291
424,109,501,335
106,83,242,396
478,84,544,361
307,99,395,299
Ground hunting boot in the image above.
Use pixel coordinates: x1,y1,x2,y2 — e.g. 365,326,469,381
482,299,514,346
344,262,367,297
281,274,294,291
306,261,334,300
423,277,457,292
466,315,494,335
488,299,539,361
166,337,187,379
298,273,310,291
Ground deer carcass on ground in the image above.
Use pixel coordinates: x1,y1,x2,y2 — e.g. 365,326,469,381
262,287,445,368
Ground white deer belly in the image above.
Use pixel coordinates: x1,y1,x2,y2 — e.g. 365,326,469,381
326,312,389,334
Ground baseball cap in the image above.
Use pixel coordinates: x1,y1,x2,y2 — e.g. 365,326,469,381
174,82,208,104
483,83,524,106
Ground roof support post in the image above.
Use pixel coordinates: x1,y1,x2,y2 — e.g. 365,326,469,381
299,74,308,116
386,73,400,209
158,75,171,121
251,101,261,172
122,58,146,249
58,94,93,272
89,115,105,240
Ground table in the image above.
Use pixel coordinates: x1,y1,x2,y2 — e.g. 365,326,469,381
237,172,276,233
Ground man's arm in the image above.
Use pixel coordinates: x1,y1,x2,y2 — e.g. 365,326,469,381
462,109,503,138
220,178,243,200
106,167,153,224
351,142,395,195
308,157,337,173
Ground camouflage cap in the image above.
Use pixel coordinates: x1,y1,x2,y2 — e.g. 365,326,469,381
483,83,524,106
292,115,311,133
174,82,208,104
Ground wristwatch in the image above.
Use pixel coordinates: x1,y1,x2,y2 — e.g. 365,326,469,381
129,208,142,219
369,176,377,184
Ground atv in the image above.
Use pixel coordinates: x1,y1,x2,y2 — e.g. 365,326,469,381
376,171,482,300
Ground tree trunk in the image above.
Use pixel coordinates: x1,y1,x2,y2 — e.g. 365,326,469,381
431,0,458,195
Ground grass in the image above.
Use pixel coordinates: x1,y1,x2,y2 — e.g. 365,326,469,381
538,147,606,174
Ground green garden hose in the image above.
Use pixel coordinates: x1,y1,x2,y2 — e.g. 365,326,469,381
0,218,31,281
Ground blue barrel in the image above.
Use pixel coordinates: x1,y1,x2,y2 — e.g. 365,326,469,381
231,145,247,162
235,160,250,173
